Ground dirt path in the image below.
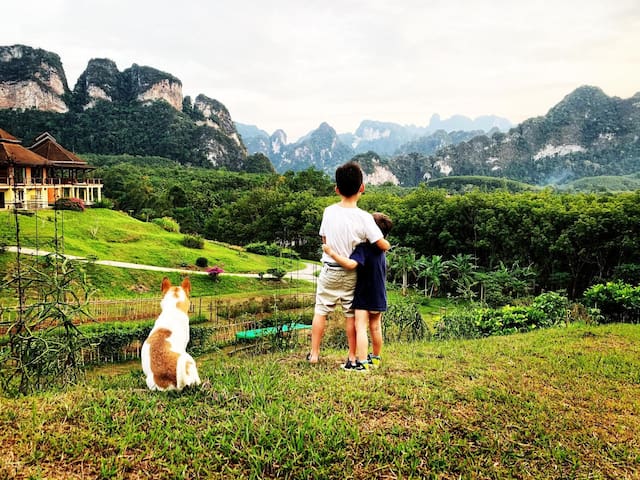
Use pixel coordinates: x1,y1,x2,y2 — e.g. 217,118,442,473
5,246,319,282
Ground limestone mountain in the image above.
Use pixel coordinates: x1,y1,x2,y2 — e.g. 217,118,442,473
73,59,183,111
269,122,356,173
237,115,511,179
0,45,69,113
421,86,640,185
339,120,429,155
0,45,249,170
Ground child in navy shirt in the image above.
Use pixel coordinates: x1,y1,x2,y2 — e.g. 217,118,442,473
322,212,393,370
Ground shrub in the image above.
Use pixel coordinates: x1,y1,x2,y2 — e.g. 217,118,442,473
152,216,181,233
435,291,572,340
207,266,224,280
267,267,286,280
195,257,209,268
582,281,640,324
54,197,85,212
434,309,482,340
384,297,428,342
245,242,280,256
531,291,569,326
181,234,204,249
91,198,114,209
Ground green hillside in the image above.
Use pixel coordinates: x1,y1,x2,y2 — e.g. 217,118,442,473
0,209,300,273
559,173,640,192
0,209,312,299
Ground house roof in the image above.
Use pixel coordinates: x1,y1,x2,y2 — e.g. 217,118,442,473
29,132,92,169
0,141,51,166
0,127,50,166
0,128,20,143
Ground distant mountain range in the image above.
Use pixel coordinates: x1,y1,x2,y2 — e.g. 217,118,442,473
238,87,640,186
1,45,638,187
236,115,511,172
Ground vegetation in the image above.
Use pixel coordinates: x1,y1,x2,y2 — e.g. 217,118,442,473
423,175,537,193
1,253,93,395
0,209,302,275
1,322,639,478
0,100,247,169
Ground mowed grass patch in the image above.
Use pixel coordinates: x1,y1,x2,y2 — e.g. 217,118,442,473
1,322,639,479
0,210,301,273
0,255,314,302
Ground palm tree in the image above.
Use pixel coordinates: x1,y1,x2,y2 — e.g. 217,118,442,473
416,255,445,298
388,246,418,296
447,253,478,300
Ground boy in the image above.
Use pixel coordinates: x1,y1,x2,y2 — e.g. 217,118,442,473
307,162,390,365
322,212,393,371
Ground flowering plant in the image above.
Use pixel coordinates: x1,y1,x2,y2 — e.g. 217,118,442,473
207,266,224,281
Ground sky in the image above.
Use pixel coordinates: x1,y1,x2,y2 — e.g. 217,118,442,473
3,0,640,142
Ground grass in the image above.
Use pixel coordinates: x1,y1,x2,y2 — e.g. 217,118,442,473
1,322,639,479
0,209,301,274
0,209,315,301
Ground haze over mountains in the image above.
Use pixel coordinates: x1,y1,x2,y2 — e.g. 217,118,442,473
1,44,639,187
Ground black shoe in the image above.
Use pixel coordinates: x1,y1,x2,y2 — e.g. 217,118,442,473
341,359,356,370
353,360,370,372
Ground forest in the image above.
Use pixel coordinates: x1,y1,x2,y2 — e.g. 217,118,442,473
84,155,640,300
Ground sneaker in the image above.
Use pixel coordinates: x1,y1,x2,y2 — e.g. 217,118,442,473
353,360,370,372
341,359,356,370
367,354,381,367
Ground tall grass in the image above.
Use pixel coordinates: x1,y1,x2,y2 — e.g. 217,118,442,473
1,322,639,479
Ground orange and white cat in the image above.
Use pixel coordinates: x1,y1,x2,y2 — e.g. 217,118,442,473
141,277,201,391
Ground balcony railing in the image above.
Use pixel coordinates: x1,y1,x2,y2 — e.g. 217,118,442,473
0,177,102,186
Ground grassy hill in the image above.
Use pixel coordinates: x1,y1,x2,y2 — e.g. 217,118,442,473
1,321,638,478
0,209,313,300
0,209,302,272
559,173,640,192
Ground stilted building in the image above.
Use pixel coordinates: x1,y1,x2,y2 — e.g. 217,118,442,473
0,128,102,210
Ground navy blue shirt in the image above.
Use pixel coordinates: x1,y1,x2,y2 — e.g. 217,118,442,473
349,242,387,311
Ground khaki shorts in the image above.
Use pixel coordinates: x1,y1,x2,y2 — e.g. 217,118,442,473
314,265,357,317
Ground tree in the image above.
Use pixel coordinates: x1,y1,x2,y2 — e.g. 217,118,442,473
388,247,418,296
245,153,276,174
446,253,478,300
416,255,445,297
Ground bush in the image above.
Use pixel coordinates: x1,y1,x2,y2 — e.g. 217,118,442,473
195,257,209,268
384,297,428,342
181,234,204,249
54,197,85,212
531,291,569,326
152,216,181,233
582,281,640,324
434,309,482,340
245,242,280,256
435,292,571,340
207,266,224,280
91,198,114,209
267,267,286,280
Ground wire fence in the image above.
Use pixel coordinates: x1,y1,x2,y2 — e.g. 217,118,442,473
1,293,316,365
0,292,316,334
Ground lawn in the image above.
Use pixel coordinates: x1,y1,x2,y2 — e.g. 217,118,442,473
1,322,639,479
1,209,316,302
0,209,302,274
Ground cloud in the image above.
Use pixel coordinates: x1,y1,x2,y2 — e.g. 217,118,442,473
2,0,639,141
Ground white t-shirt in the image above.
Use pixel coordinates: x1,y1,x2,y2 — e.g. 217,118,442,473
319,203,383,263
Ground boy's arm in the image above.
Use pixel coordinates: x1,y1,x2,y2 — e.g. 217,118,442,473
322,244,358,270
375,238,391,251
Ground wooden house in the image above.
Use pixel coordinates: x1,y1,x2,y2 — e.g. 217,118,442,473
0,129,102,210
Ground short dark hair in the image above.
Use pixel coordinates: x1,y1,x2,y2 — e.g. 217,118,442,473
335,161,363,198
373,212,393,236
